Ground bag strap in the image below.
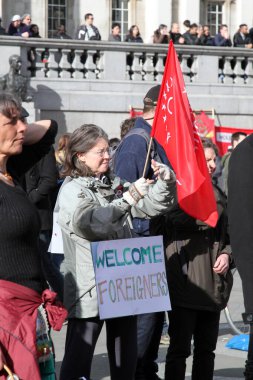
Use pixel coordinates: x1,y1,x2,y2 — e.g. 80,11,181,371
112,127,159,172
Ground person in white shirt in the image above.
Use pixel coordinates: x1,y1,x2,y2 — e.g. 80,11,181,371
76,13,101,41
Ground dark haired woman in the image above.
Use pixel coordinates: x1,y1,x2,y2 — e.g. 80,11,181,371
153,24,171,44
58,124,177,380
0,92,66,380
125,25,144,69
125,25,143,43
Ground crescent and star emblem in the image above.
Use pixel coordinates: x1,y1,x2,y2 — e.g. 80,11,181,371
167,97,173,115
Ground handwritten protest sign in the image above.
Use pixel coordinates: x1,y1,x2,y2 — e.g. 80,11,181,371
48,211,64,254
91,235,171,319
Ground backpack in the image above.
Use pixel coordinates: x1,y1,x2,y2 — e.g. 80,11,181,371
110,127,161,175
111,127,169,242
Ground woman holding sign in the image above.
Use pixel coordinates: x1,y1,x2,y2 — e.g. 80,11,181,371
58,124,176,380
164,138,233,380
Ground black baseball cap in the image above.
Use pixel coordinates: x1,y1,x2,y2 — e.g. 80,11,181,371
143,85,161,106
21,106,29,118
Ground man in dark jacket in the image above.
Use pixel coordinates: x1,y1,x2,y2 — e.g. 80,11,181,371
200,25,215,46
76,12,101,41
228,134,253,380
183,23,202,45
114,85,171,380
233,24,252,48
214,24,232,46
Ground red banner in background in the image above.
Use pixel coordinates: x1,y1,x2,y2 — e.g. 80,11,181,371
193,111,253,155
194,111,215,142
215,126,253,155
129,106,143,118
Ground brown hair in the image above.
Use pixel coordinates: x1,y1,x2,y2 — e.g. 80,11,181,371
62,124,108,177
55,133,71,165
120,117,136,139
0,92,21,120
201,137,219,156
57,133,71,152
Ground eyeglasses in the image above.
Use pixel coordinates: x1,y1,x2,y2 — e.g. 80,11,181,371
88,148,110,157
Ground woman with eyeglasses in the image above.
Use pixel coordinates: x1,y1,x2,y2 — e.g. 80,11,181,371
58,124,177,380
0,92,67,380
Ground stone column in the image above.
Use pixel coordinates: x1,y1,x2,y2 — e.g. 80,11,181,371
178,0,200,30
31,0,47,37
144,0,172,43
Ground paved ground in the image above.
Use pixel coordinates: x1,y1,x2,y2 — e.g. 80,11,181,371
52,322,247,380
52,267,247,379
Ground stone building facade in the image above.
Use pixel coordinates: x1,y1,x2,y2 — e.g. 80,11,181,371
1,0,253,42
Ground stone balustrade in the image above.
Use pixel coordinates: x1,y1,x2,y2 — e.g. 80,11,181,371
1,36,253,84
0,36,253,134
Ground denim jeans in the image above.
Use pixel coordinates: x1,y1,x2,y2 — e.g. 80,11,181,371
135,312,164,380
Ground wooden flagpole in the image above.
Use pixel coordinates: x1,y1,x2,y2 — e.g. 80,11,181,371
142,137,154,178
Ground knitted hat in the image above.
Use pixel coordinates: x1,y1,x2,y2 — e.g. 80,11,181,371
12,15,21,22
143,85,161,106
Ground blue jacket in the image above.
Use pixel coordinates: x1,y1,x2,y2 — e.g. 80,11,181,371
114,117,171,235
115,117,170,182
214,33,232,47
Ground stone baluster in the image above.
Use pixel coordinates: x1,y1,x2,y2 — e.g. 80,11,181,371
233,57,248,84
72,50,84,79
180,55,191,83
131,52,143,81
96,51,104,79
34,47,47,78
84,49,96,79
143,53,155,81
46,48,60,78
217,56,224,83
155,53,166,82
223,57,235,84
233,57,244,84
59,49,72,78
245,57,253,84
189,55,197,82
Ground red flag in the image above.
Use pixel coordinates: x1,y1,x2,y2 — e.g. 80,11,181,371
151,41,218,227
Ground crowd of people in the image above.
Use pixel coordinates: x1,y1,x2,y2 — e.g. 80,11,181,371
2,11,253,50
0,9,253,380
1,81,252,380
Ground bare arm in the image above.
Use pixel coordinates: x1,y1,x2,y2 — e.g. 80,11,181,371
24,120,52,145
